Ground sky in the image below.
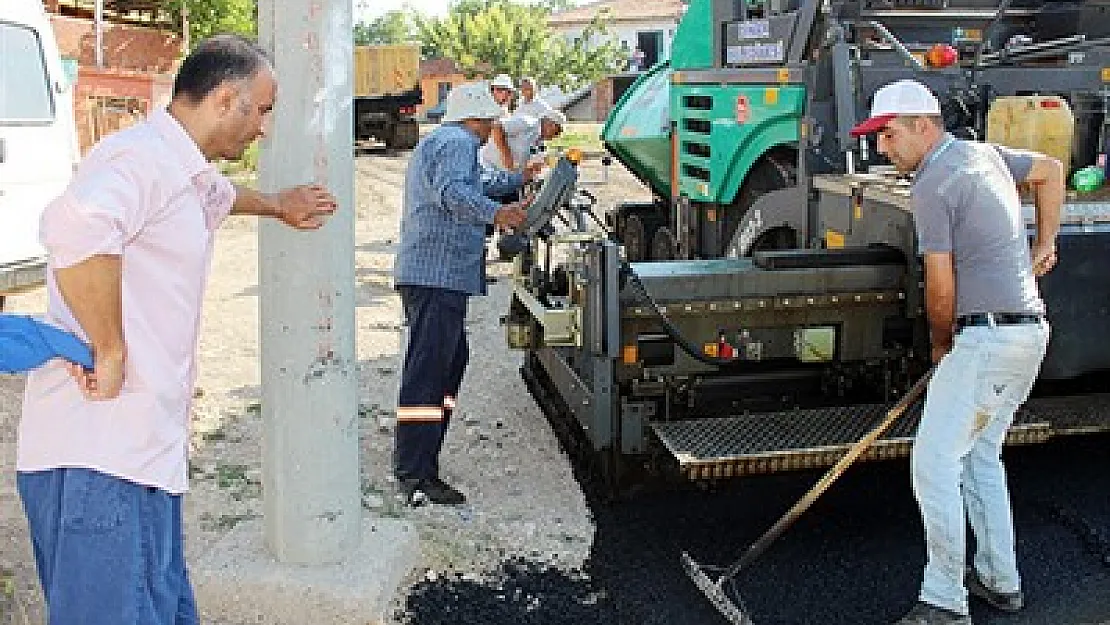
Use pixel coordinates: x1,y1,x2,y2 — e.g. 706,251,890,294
354,0,449,22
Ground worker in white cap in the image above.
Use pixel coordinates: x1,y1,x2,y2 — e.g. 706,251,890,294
481,107,566,174
851,79,1063,625
489,74,515,110
513,76,551,118
393,81,534,506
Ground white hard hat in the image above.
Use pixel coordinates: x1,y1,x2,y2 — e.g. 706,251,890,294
443,82,504,123
490,74,515,90
539,108,566,127
850,79,941,136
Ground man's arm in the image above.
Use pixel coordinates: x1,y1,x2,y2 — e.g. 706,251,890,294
481,167,525,199
923,252,957,363
491,123,514,171
231,185,281,218
1022,154,1065,276
232,184,337,230
54,255,126,398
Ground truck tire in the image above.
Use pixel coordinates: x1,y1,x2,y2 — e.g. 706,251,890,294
623,214,649,262
651,226,678,261
615,202,664,261
386,120,419,150
723,155,797,255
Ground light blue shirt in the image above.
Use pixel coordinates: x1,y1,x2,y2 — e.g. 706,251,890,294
394,123,522,296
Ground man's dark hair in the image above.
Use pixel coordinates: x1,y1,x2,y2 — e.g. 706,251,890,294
173,35,271,103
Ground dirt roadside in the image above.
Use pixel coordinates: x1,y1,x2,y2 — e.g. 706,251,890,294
0,154,651,624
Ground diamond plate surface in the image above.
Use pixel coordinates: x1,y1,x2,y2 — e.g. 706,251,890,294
651,393,1110,479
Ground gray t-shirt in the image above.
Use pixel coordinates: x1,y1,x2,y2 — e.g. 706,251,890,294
911,135,1044,316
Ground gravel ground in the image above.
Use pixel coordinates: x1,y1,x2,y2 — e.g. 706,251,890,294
3,150,1109,625
0,152,652,625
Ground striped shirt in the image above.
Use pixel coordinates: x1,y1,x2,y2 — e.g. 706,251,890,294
394,123,522,296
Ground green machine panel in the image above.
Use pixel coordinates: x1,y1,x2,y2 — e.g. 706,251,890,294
601,62,673,199
672,82,804,205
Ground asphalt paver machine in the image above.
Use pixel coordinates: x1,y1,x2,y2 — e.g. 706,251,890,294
506,0,1110,487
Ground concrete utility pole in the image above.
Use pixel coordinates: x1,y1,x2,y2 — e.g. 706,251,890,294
257,0,360,565
93,0,103,68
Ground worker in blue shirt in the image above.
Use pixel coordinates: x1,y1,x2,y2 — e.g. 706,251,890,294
392,81,533,505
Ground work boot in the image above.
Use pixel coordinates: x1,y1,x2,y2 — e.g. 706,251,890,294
399,477,466,506
966,566,1024,612
894,602,971,624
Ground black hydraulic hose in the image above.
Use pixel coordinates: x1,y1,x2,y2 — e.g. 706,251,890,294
621,262,747,367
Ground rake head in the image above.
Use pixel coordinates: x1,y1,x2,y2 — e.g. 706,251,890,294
680,551,755,625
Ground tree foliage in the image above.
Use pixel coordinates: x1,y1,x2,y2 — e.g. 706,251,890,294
415,0,625,90
353,10,415,46
164,0,257,48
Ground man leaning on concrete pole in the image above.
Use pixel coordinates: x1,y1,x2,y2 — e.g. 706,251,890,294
15,35,337,624
849,79,1063,625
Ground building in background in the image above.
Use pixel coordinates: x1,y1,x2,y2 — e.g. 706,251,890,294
547,0,686,122
418,58,468,122
547,0,686,71
44,0,183,153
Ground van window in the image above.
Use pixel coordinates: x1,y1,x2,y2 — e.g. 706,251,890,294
0,21,55,124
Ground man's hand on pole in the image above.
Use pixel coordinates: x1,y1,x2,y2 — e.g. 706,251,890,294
276,184,338,230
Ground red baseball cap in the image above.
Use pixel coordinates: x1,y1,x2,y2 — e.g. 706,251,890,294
850,80,941,137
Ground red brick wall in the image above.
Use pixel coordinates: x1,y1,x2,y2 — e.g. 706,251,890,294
73,68,173,154
50,14,183,73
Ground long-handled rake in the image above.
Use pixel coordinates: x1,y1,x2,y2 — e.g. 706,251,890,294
682,367,935,625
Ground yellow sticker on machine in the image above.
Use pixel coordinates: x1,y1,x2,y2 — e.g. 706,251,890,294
825,229,845,249
1103,67,1110,82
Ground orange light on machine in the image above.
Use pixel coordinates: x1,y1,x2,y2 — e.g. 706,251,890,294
703,343,719,358
925,44,958,68
622,345,638,364
565,147,584,164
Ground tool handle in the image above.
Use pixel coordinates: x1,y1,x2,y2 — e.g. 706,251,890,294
719,367,935,582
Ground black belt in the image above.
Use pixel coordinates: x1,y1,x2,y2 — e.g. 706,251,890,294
956,312,1044,330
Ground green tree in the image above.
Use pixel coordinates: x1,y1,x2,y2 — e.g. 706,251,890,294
353,10,415,45
415,0,622,90
164,0,257,48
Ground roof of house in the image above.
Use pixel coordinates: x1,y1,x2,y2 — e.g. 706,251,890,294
420,58,462,77
547,0,686,26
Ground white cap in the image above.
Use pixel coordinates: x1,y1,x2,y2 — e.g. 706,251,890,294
539,108,566,127
442,82,504,123
850,79,941,136
490,74,515,91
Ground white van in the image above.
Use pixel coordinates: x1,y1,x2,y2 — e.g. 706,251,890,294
0,0,78,302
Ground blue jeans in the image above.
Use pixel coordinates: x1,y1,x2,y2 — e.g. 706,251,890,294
911,321,1049,615
17,468,198,625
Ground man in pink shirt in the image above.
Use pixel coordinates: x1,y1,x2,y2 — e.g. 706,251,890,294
16,35,336,624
